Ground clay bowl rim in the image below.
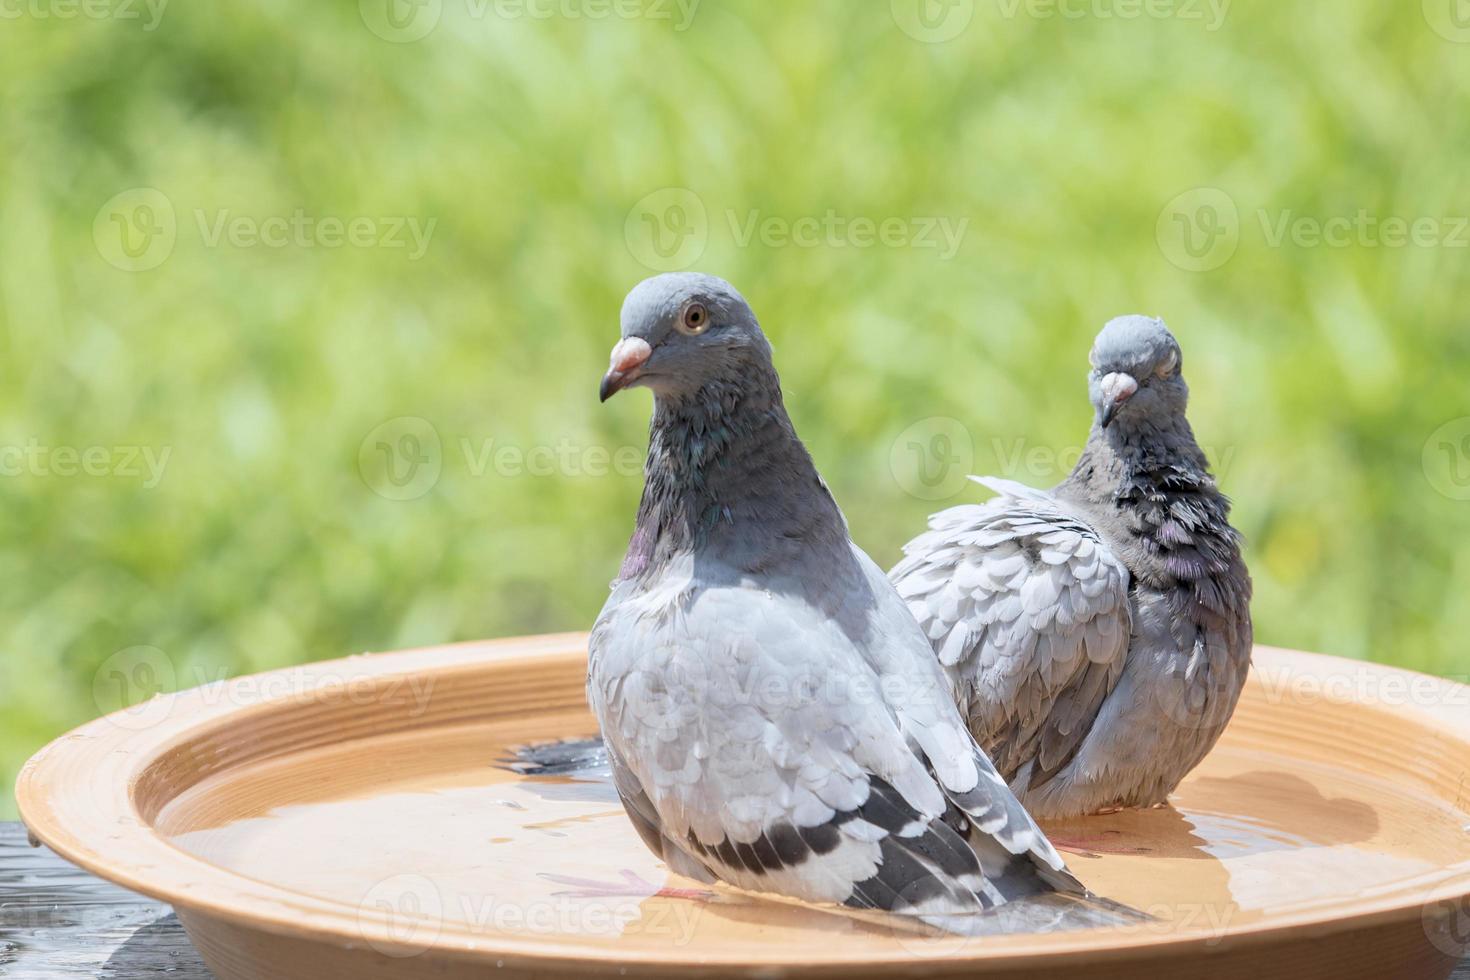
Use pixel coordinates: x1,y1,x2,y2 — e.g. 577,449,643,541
15,634,1470,972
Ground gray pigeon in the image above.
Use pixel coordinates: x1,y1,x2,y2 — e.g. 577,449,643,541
890,315,1253,821
590,272,1138,926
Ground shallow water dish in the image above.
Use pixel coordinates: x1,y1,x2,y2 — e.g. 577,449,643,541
16,634,1470,979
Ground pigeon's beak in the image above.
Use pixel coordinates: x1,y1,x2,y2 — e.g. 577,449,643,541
1098,372,1139,429
599,337,652,403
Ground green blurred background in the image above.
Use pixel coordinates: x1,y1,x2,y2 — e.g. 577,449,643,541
3,0,1469,819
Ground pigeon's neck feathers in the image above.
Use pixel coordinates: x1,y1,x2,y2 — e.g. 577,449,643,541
622,367,847,579
1060,410,1250,620
1067,412,1214,501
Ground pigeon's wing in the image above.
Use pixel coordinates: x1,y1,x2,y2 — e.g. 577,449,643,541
588,567,1069,914
605,740,720,884
890,477,1131,790
846,546,1081,892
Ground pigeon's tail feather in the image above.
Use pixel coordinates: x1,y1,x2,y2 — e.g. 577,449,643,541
922,889,1152,935
501,736,609,777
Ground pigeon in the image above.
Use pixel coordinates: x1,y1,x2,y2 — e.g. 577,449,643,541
589,272,1140,927
890,315,1253,821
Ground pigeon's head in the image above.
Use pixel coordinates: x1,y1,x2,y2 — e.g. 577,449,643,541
1087,315,1188,430
599,272,772,403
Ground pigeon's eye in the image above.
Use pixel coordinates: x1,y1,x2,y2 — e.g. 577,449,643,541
1156,349,1179,379
678,303,710,336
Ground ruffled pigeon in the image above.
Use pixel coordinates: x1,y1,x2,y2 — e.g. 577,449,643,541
890,315,1253,820
589,272,1138,927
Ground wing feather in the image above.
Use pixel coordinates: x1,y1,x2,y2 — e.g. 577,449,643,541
890,477,1132,791
588,553,1076,914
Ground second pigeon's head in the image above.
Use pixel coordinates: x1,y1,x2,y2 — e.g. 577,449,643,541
1087,315,1188,430
599,272,773,404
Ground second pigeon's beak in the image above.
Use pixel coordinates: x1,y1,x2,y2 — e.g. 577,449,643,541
1098,372,1139,429
599,337,652,402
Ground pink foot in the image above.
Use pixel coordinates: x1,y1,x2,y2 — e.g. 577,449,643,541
1048,831,1153,858
540,868,716,901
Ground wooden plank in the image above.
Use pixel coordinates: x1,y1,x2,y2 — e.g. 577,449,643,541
0,822,212,979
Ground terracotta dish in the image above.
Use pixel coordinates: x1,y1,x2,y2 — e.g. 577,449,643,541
16,635,1470,979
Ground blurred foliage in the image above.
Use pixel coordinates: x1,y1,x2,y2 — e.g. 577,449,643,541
2,0,1469,819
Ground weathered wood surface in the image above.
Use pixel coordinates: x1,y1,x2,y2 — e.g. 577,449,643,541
1,821,1467,978
0,822,212,979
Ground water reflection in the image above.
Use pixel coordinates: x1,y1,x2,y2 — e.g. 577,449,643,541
158,726,1470,955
